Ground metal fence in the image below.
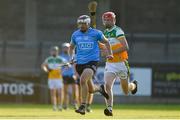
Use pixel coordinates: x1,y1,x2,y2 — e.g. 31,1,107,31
127,33,180,64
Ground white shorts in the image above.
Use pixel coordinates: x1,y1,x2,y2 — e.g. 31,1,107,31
48,79,63,89
105,62,129,80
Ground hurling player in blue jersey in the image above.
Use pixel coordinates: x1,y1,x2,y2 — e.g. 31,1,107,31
60,43,79,110
69,15,113,115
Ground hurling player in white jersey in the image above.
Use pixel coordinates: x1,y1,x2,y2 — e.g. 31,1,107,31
101,12,138,116
41,46,64,111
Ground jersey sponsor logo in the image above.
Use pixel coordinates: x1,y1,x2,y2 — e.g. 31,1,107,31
104,30,116,38
78,42,94,50
76,36,90,41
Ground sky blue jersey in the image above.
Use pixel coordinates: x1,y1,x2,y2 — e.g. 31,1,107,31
70,28,104,64
60,53,75,77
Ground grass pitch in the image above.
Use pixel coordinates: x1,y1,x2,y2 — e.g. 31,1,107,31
0,104,179,119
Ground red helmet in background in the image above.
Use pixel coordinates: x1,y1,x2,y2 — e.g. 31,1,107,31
102,12,116,28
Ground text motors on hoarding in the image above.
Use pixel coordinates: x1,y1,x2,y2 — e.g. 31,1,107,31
0,83,34,95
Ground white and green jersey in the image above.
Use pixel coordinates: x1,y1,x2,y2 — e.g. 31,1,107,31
104,25,125,39
103,25,128,63
44,56,65,79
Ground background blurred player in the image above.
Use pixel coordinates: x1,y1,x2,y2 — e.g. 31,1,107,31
60,43,78,110
41,46,64,111
69,15,113,115
101,12,138,116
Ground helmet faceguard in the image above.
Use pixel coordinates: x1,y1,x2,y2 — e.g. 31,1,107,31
62,43,70,54
102,12,116,28
77,15,91,32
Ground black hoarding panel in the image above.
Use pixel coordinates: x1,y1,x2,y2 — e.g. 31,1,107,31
0,75,48,103
152,65,180,97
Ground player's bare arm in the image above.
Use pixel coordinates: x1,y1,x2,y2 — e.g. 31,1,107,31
41,63,49,73
100,36,113,59
113,36,129,54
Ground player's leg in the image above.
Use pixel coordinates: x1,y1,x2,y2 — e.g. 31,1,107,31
76,67,108,115
75,68,93,115
119,61,137,95
86,75,109,114
87,74,109,99
120,74,137,95
85,79,96,113
119,71,129,95
57,80,64,111
50,89,57,111
48,80,57,111
76,78,81,105
78,84,82,104
104,72,116,116
72,83,78,109
63,84,69,109
75,62,109,115
86,93,93,112
57,88,63,111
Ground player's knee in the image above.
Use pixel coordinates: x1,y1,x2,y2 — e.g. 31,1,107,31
88,89,94,93
80,68,93,84
83,68,93,76
118,71,128,80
